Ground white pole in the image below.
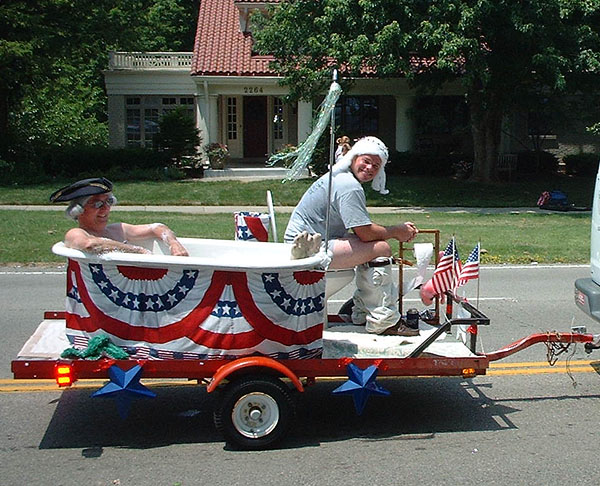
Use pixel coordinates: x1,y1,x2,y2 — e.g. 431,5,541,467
324,69,338,251
476,242,481,308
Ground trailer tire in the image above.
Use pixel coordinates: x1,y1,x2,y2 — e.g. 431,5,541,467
214,375,296,450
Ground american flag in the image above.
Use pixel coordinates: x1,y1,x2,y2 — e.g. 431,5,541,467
430,238,461,295
456,243,480,288
234,212,270,242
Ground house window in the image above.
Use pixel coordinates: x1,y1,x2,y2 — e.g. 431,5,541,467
413,96,469,153
126,109,141,146
144,108,160,148
414,96,468,135
125,96,196,148
335,96,378,137
273,97,284,140
227,97,237,140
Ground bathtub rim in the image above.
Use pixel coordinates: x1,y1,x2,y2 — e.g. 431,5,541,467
52,238,327,272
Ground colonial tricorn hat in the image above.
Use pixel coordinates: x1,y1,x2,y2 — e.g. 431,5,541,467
49,177,113,203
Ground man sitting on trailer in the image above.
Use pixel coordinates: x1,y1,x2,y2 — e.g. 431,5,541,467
50,177,188,256
285,136,419,337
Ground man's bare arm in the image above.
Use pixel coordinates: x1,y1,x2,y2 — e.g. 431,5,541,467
353,222,418,243
121,223,189,256
64,228,150,254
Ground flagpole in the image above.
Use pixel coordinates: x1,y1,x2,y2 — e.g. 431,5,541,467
476,241,481,308
324,69,338,252
446,236,456,323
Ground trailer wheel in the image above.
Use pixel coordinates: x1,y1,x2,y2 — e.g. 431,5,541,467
214,375,296,450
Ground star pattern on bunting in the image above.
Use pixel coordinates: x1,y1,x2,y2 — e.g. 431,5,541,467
262,273,324,316
88,264,198,312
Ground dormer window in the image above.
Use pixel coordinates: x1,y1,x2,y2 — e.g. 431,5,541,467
234,1,271,34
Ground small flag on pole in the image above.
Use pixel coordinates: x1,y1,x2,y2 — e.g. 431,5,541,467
455,243,480,288
430,238,461,295
234,211,270,242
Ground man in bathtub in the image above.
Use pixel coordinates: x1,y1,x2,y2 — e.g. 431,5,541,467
285,136,419,337
50,177,189,256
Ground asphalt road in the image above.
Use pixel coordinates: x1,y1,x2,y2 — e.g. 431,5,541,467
2,265,600,485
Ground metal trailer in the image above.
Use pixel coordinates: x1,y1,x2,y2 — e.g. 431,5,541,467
12,297,598,450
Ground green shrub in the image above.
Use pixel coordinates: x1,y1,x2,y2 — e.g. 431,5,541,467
388,151,469,176
0,137,50,184
563,153,599,176
156,107,201,164
516,151,558,175
309,132,332,176
39,146,171,178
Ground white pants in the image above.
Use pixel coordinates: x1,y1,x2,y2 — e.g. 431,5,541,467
351,260,400,334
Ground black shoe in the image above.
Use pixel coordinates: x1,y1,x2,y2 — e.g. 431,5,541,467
379,322,420,337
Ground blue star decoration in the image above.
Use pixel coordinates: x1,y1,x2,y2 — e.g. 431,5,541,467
91,364,156,419
332,363,390,415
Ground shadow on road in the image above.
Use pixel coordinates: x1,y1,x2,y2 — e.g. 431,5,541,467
284,378,519,449
38,377,524,451
39,385,221,450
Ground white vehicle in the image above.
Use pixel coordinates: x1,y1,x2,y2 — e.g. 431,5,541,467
574,164,600,351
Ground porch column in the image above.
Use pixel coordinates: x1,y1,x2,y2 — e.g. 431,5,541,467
197,94,218,146
208,95,218,142
394,95,415,152
297,100,313,144
107,95,126,148
197,96,209,146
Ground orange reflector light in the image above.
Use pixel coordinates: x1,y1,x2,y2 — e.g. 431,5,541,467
462,368,477,378
55,364,73,387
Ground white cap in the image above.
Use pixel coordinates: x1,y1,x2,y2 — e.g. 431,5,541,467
331,136,390,195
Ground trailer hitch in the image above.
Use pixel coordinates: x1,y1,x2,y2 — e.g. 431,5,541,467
584,335,600,354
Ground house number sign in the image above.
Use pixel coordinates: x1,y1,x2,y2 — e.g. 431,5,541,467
243,86,264,93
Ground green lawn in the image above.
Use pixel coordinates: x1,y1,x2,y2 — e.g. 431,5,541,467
0,173,595,207
1,210,590,265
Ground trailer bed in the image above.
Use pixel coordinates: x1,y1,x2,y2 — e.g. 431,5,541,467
17,316,477,363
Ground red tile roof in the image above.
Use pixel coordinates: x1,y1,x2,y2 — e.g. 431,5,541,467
233,0,279,4
192,0,277,76
191,0,428,78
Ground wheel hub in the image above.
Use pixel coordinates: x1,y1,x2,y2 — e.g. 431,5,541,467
232,392,280,438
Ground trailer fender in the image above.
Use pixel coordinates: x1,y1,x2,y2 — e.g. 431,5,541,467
206,356,304,393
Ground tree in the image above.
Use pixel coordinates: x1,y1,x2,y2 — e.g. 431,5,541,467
156,107,201,164
1,0,199,165
254,0,600,182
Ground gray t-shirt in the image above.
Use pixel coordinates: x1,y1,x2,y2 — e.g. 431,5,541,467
284,171,372,242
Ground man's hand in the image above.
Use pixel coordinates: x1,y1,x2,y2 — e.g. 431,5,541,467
398,222,418,242
169,240,189,256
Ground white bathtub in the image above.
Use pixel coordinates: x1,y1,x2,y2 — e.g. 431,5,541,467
52,237,353,360
52,238,354,299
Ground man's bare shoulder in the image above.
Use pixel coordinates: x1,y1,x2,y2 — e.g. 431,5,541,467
65,227,89,238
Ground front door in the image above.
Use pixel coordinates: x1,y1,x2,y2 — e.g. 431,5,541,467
243,96,268,158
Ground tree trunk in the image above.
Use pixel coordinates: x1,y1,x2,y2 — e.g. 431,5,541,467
468,92,503,183
0,90,9,158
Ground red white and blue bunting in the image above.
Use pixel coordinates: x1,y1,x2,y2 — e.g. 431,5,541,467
65,259,325,360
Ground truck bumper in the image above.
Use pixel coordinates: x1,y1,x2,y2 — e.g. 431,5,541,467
575,278,600,322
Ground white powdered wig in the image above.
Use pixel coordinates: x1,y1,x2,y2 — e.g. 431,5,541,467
65,196,90,220
65,193,118,221
331,136,390,195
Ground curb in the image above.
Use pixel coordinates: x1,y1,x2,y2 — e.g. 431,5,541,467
0,205,588,214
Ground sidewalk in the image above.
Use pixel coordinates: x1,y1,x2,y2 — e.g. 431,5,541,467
0,205,586,214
